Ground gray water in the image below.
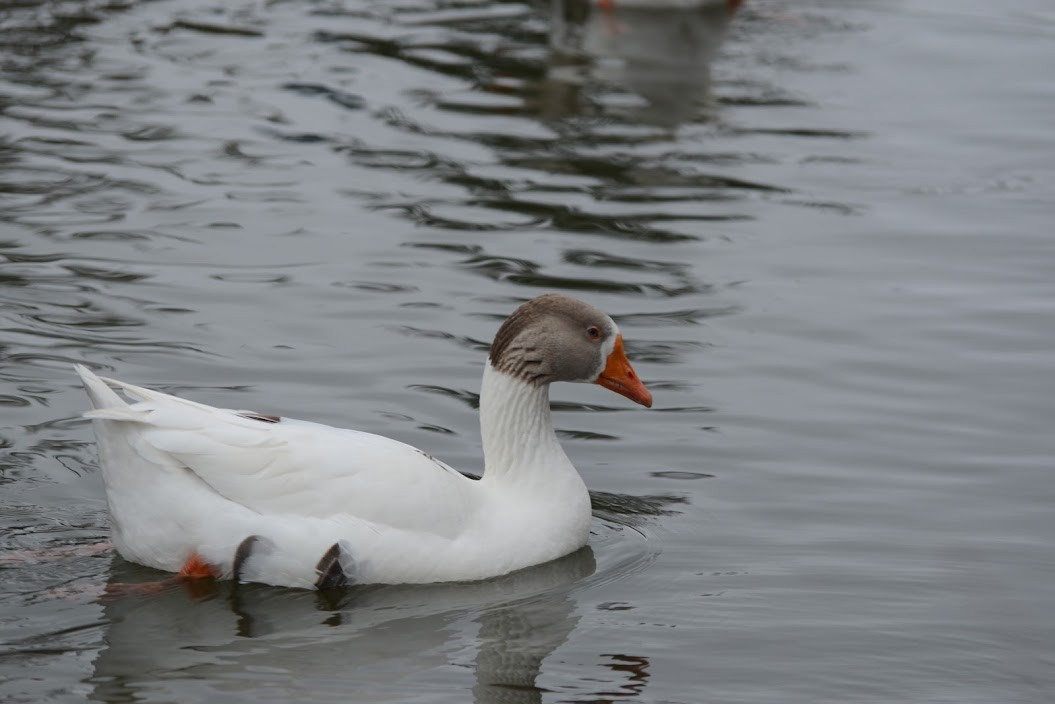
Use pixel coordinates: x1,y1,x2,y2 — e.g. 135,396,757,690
2,0,1054,701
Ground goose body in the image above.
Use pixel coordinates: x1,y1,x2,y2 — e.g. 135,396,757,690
78,294,652,589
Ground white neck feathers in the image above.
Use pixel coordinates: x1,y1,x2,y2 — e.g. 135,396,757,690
478,362,574,484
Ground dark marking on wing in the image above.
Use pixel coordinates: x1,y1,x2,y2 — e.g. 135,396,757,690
415,447,469,477
314,543,349,590
232,535,260,582
237,411,281,424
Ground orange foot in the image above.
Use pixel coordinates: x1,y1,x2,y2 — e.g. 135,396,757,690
178,552,221,579
175,552,223,599
102,552,222,601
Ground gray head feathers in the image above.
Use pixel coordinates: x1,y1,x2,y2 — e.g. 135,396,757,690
488,294,618,386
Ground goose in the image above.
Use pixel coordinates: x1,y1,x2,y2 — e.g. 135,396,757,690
77,294,653,589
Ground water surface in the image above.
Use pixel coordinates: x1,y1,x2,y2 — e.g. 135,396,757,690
1,0,1054,702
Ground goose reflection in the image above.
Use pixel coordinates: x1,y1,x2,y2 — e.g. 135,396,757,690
541,0,741,127
88,548,595,703
85,489,683,701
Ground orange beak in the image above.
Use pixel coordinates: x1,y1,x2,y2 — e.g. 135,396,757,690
595,335,653,408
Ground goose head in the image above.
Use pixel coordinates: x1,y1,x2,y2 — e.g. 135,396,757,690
488,294,652,407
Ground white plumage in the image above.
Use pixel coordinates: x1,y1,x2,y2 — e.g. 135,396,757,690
77,294,652,589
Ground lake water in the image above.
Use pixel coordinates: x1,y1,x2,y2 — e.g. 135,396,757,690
2,0,1053,702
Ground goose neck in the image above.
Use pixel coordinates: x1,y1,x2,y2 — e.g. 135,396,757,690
479,363,569,482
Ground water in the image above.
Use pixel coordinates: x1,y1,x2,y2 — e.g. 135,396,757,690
2,0,1053,701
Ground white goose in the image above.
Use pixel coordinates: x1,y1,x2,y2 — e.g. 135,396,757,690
78,294,652,589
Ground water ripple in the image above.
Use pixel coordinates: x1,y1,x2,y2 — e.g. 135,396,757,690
5,0,1022,701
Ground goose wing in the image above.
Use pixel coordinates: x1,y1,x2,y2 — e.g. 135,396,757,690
81,369,477,537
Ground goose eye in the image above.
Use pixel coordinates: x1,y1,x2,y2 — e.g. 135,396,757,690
586,326,601,340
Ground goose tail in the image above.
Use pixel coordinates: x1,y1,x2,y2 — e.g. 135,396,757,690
75,364,126,410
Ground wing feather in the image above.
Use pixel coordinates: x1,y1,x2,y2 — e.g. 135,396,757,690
89,377,478,537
